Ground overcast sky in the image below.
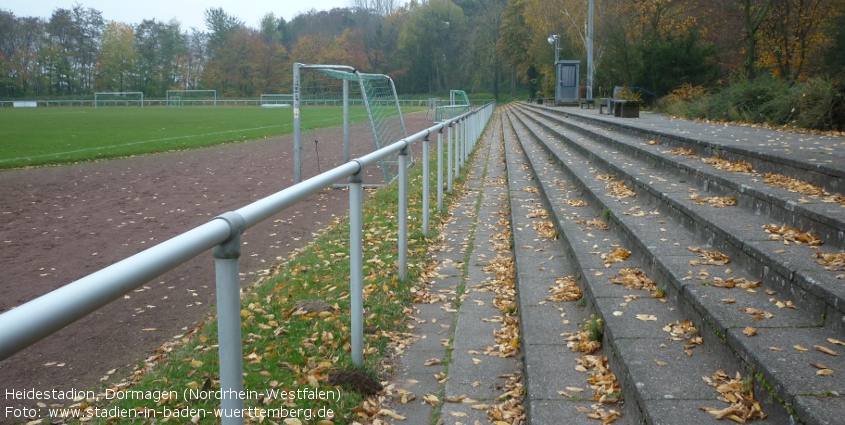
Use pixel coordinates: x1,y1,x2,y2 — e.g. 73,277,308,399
3,0,376,31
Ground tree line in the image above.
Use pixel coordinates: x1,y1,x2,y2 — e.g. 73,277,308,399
1,0,843,101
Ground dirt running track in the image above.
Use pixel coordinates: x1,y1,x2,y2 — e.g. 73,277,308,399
0,112,433,423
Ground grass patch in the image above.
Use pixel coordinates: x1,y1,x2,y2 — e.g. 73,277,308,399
0,106,423,169
62,138,472,424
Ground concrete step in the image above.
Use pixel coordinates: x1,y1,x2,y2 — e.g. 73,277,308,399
503,104,845,424
500,110,637,424
524,103,845,195
514,106,845,329
528,105,845,251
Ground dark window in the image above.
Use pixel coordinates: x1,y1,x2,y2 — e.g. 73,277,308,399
560,65,576,87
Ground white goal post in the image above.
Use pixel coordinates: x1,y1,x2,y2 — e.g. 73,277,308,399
166,90,218,107
94,92,144,108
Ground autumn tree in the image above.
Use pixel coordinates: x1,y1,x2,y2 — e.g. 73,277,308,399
397,0,468,93
349,0,402,16
740,0,775,79
757,0,843,80
174,29,208,90
460,0,507,99
97,22,138,91
205,7,243,59
134,19,183,96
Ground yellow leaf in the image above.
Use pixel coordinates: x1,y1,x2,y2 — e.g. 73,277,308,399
743,327,758,337
378,409,406,420
814,345,838,356
449,411,468,417
827,338,845,346
794,345,809,352
190,360,203,368
816,369,834,376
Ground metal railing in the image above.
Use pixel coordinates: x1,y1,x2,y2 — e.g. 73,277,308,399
0,101,495,424
0,99,439,108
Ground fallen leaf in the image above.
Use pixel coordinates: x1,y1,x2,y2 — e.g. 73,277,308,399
378,409,406,420
817,369,835,376
814,345,838,356
794,345,809,352
743,327,758,337
636,314,657,321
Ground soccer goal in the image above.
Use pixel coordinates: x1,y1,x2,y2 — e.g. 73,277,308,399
293,63,410,184
94,92,144,108
436,90,471,122
166,90,218,107
260,94,294,107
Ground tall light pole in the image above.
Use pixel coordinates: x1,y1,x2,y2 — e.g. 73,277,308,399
587,0,594,101
547,34,560,63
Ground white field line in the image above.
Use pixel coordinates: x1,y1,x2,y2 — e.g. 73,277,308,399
1,123,294,164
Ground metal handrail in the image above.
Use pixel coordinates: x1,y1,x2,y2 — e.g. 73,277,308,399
0,101,495,424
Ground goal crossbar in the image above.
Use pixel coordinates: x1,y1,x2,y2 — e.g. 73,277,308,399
166,90,218,107
94,92,144,108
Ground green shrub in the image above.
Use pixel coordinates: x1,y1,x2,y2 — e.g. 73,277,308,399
656,76,845,131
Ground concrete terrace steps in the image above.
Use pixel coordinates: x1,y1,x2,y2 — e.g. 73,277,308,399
525,103,845,194
502,104,845,424
501,107,786,424
525,104,845,251
512,104,845,331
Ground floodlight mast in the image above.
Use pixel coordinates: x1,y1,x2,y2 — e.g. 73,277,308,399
587,0,594,101
547,0,594,102
547,34,560,63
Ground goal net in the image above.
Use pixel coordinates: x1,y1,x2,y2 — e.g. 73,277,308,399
94,92,144,108
260,94,294,107
435,90,471,122
166,90,218,107
293,63,410,184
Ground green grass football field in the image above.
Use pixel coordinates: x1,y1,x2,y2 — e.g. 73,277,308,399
0,106,384,169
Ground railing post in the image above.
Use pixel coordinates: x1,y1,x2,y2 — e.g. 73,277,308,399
464,115,470,161
447,123,453,193
349,168,364,367
213,212,247,425
456,120,462,175
398,144,409,280
422,134,430,236
437,128,444,212
293,63,302,184
343,79,350,164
